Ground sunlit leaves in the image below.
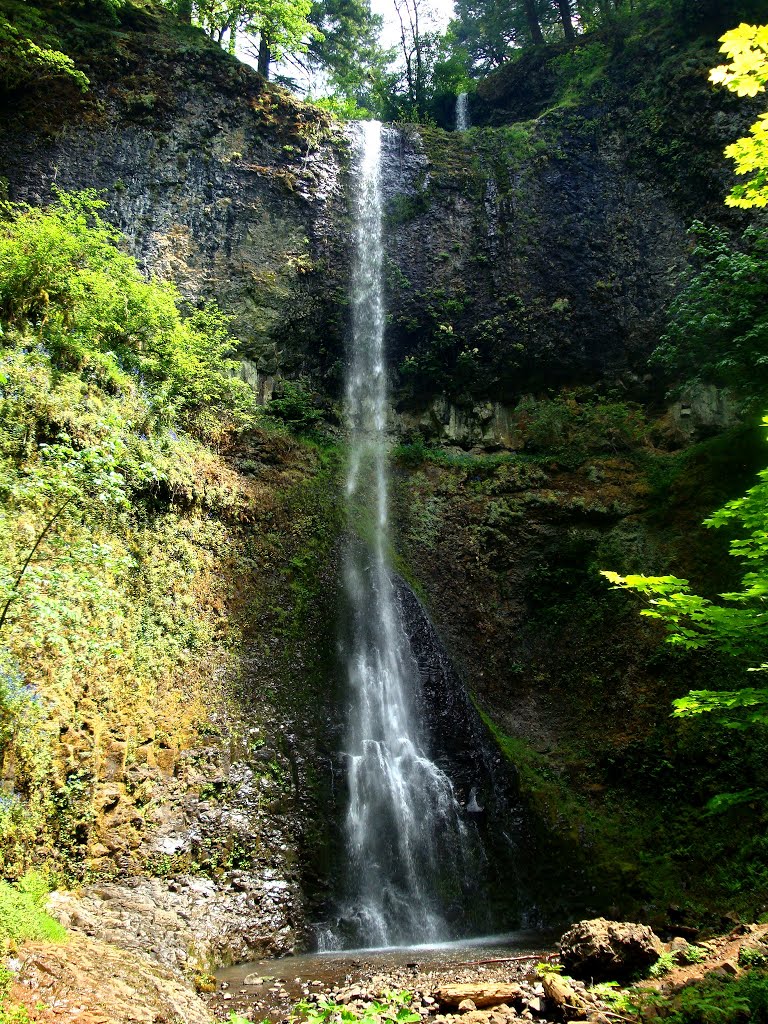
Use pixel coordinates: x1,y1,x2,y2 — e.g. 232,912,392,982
710,24,768,97
710,23,768,209
602,417,768,728
0,16,90,93
0,190,255,434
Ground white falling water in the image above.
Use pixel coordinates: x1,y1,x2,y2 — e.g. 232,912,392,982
456,92,470,131
335,120,471,949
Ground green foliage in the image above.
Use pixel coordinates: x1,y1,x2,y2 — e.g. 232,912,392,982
649,950,677,977
308,94,370,119
0,190,254,434
628,969,768,1023
294,990,420,1024
740,947,768,968
264,378,324,431
167,0,320,73
535,961,564,976
0,190,256,654
549,41,610,105
653,222,768,406
603,416,768,730
683,944,709,964
305,0,391,112
0,872,66,945
710,23,768,208
0,191,274,876
0,653,55,876
0,9,89,93
518,390,649,464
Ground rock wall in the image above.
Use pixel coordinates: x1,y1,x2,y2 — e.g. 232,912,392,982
1,12,351,389
2,0,765,957
1,9,753,412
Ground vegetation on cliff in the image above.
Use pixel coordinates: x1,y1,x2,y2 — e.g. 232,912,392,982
0,188,342,891
3,3,768,1018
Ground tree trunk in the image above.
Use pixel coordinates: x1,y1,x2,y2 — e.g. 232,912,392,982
258,34,271,79
523,0,544,45
557,0,576,41
177,0,192,23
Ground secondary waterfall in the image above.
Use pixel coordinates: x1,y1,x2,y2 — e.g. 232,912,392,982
333,120,474,949
456,92,470,131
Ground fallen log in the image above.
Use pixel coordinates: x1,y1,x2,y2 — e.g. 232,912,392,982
542,974,588,1018
435,984,524,1008
451,952,558,968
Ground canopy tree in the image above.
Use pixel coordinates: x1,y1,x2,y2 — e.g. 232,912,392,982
163,0,319,77
391,0,441,117
451,0,540,71
304,0,390,105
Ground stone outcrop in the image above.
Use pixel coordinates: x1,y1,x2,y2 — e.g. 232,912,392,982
11,934,211,1024
1,5,749,411
559,918,664,980
0,16,350,388
48,870,301,972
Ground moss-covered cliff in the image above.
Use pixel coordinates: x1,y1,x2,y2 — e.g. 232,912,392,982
1,0,767,988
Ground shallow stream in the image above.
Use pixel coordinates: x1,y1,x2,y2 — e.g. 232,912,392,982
216,932,555,1020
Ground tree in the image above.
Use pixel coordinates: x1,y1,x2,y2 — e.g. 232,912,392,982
164,0,319,77
556,0,575,42
602,433,768,730
392,0,441,117
452,0,545,72
651,221,768,409
710,22,768,208
304,0,390,103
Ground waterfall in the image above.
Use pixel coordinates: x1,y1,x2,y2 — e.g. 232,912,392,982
331,120,473,950
456,92,470,131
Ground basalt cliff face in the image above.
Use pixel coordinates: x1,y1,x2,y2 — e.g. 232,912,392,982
0,1,765,991
3,8,754,415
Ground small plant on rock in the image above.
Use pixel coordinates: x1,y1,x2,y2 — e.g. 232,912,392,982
739,946,768,968
294,990,420,1024
535,961,564,976
649,951,677,978
683,944,708,965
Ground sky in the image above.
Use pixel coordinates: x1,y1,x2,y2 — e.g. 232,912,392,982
371,0,456,48
240,0,458,95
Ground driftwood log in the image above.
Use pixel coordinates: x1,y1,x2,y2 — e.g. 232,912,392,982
541,975,590,1019
435,985,524,1008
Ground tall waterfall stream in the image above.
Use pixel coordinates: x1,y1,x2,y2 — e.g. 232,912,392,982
326,121,477,950
456,92,470,131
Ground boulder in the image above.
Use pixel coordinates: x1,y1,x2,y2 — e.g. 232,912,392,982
559,918,664,981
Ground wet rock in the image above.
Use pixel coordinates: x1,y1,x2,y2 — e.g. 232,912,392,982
48,870,301,972
559,918,664,981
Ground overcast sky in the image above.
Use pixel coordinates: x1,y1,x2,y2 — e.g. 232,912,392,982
242,0,458,94
371,0,456,48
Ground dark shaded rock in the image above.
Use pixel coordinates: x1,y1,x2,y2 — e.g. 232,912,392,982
559,918,664,980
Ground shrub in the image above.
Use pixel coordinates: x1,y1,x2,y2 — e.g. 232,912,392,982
0,872,66,946
0,190,255,438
